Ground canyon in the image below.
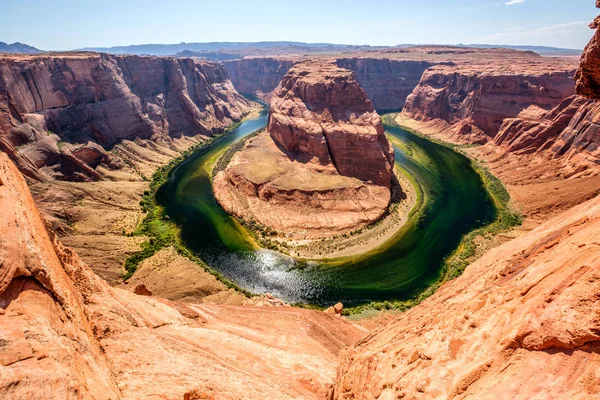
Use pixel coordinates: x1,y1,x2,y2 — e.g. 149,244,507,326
2,2,600,399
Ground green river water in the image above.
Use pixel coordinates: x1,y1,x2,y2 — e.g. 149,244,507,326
156,110,495,307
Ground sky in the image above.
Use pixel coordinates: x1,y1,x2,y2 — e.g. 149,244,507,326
1,0,597,50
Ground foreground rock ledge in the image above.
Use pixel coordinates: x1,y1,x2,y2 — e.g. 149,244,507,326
214,61,396,238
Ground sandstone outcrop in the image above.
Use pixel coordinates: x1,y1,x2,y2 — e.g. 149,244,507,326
402,62,577,143
493,95,600,176
268,61,394,186
224,57,434,110
0,53,253,181
214,61,396,238
576,10,600,99
0,152,366,399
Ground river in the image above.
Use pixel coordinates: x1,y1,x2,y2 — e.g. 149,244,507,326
156,109,495,307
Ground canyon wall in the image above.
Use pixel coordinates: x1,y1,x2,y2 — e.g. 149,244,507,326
335,58,434,111
224,57,434,110
268,61,395,186
0,53,253,181
223,58,295,100
0,151,366,399
402,62,577,143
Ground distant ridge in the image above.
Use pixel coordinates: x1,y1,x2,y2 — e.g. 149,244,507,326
398,43,582,56
79,41,382,56
0,42,42,54
78,41,583,57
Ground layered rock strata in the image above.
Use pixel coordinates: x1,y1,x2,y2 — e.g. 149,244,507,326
0,152,366,399
335,58,434,110
224,57,434,110
402,63,577,143
214,61,395,238
0,53,253,181
223,57,295,100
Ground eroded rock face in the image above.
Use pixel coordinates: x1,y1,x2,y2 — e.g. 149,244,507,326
333,195,600,399
0,152,366,399
223,58,295,100
0,53,252,181
268,61,394,186
402,63,577,143
576,7,600,99
494,95,600,176
214,61,395,238
335,58,433,111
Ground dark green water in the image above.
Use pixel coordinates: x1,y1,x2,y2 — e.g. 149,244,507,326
157,111,495,307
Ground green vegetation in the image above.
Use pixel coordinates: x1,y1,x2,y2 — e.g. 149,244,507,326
121,121,253,297
344,114,523,316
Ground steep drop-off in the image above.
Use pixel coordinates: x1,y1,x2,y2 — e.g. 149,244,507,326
402,62,577,143
0,151,366,399
0,53,253,181
214,61,396,238
223,57,295,100
335,58,433,111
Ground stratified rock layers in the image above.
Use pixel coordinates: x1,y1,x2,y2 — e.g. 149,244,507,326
0,53,253,181
214,61,395,238
402,63,577,143
268,61,395,186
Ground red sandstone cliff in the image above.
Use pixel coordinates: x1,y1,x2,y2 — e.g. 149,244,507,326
223,57,295,100
335,58,434,111
402,62,577,143
0,53,253,181
0,151,365,399
224,57,434,111
268,61,394,186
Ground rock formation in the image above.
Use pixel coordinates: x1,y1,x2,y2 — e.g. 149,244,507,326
0,151,366,399
402,62,577,143
335,58,433,111
214,61,396,238
268,61,395,186
333,193,600,399
493,95,600,176
0,53,253,181
576,10,600,99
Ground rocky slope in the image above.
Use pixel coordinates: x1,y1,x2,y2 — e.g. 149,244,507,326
334,6,600,399
0,52,253,181
493,95,600,176
0,151,366,399
334,192,600,399
214,61,396,238
402,61,577,143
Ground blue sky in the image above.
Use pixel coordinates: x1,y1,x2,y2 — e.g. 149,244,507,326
1,0,597,50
